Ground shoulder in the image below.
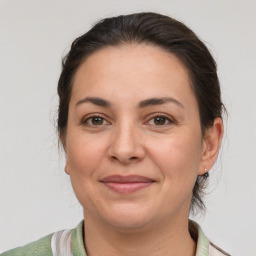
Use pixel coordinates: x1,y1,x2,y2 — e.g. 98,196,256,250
1,221,84,256
1,233,53,256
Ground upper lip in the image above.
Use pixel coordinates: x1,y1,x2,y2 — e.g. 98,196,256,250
100,175,155,183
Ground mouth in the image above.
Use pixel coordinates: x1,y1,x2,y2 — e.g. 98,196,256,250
100,175,155,194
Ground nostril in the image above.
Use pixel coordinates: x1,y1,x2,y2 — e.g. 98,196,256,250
110,155,139,164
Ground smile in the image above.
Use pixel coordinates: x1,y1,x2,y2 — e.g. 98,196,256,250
100,175,155,194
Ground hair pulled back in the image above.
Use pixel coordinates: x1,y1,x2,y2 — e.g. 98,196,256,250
57,12,225,213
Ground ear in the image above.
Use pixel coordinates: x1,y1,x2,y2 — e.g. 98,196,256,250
65,160,70,175
198,118,223,175
60,134,70,175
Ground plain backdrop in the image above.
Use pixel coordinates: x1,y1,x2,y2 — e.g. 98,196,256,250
0,1,256,255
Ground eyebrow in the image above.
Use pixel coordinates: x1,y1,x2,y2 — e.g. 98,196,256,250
139,97,184,108
76,97,111,107
76,96,184,109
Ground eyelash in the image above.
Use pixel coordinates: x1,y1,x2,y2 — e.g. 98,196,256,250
80,114,109,127
146,114,175,126
80,113,175,127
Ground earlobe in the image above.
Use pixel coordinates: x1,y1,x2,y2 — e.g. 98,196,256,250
65,162,70,175
60,135,69,175
198,117,223,175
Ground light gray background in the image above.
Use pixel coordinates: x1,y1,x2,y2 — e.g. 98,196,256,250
0,1,255,255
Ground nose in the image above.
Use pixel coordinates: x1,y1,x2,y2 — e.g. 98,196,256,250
107,123,146,164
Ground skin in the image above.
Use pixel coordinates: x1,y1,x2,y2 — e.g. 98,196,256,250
64,44,223,256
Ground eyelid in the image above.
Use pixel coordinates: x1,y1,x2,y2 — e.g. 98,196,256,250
80,113,111,126
79,112,176,126
145,113,176,125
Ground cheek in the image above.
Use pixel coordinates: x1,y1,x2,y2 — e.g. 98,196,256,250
66,132,107,177
65,132,108,208
146,135,202,211
151,134,201,169
147,131,202,188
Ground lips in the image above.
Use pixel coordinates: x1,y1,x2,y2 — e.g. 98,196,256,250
100,175,155,194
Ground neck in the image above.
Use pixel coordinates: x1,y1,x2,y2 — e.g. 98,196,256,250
83,212,196,256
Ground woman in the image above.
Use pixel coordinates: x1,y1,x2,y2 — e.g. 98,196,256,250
2,12,230,256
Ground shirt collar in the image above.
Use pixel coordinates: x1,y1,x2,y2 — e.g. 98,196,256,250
72,220,87,256
190,220,210,256
72,220,210,256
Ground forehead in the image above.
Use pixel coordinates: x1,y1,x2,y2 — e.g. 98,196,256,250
71,44,196,107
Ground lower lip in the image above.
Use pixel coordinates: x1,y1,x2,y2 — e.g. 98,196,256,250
102,182,154,194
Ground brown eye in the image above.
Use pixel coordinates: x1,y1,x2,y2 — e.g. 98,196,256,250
147,115,174,126
91,117,104,125
81,115,109,127
153,116,166,125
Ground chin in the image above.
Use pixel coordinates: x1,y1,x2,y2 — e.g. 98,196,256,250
108,217,154,232
101,205,159,231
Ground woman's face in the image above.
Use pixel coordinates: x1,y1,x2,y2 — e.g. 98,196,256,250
65,44,208,230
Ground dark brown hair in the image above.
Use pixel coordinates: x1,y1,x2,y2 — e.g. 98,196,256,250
57,12,225,213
